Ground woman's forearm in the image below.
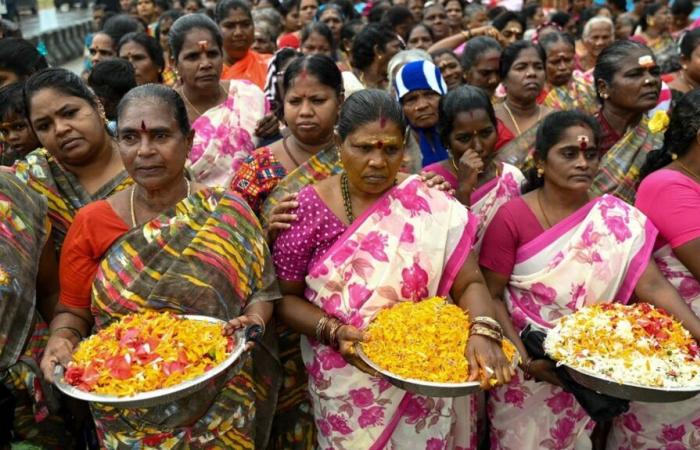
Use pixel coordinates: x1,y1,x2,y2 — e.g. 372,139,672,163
244,301,273,325
276,294,327,337
49,304,93,346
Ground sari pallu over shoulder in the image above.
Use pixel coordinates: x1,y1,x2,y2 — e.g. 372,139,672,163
542,76,598,115
302,175,479,450
494,124,539,175
12,148,132,251
607,246,700,450
590,116,664,204
90,188,280,449
488,195,657,450
260,144,341,226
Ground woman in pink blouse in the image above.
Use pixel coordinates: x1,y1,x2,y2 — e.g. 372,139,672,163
610,90,700,450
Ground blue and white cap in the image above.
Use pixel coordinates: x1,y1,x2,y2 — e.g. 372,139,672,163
393,60,448,102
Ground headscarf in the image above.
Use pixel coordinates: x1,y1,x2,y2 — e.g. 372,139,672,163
393,60,449,166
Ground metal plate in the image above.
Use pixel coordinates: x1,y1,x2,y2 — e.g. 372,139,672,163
563,364,700,403
356,341,519,398
53,315,247,408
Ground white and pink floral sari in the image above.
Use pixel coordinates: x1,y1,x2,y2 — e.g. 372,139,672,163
187,80,267,187
424,162,524,251
303,175,479,450
488,195,657,450
607,245,700,450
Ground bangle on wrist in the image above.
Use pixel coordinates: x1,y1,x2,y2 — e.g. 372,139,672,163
469,324,503,342
471,316,502,333
462,30,472,40
246,313,266,335
52,326,83,341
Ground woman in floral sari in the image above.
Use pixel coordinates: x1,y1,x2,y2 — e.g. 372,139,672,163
479,110,700,450
424,86,523,250
273,89,514,450
0,172,75,448
169,14,274,186
610,90,700,450
40,84,280,449
14,68,132,252
494,41,551,173
540,32,598,115
590,39,666,204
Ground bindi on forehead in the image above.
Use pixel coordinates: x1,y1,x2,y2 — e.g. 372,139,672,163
299,69,308,80
141,120,148,132
578,135,589,150
638,55,655,69
379,116,387,128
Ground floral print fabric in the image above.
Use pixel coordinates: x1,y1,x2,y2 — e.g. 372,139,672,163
297,175,479,449
488,195,657,450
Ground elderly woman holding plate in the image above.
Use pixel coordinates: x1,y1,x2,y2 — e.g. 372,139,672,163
40,84,280,449
479,110,700,450
273,89,514,450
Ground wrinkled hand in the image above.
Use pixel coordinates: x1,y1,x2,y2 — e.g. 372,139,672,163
255,114,280,140
420,172,456,195
466,334,515,389
337,325,378,376
40,335,76,382
526,359,563,387
456,149,484,192
265,193,299,243
224,314,264,351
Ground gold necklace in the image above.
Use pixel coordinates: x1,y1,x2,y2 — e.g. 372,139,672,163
678,159,700,182
130,179,191,227
180,84,227,117
503,101,542,136
537,189,553,229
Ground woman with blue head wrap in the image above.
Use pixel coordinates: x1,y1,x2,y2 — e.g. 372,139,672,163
393,59,449,167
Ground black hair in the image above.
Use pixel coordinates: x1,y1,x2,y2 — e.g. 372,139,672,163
461,36,501,70
215,0,252,23
117,83,191,136
680,28,700,58
593,39,651,100
0,83,26,120
264,48,303,119
640,3,666,31
329,0,358,21
499,40,545,80
492,11,524,32
24,68,100,119
168,13,223,60
154,0,171,11
0,38,48,79
366,2,389,23
279,0,300,17
156,9,184,40
550,11,571,30
608,0,627,12
521,3,541,22
316,3,345,22
523,110,602,193
431,48,459,62
283,54,344,97
102,14,144,45
340,19,363,53
87,59,137,120
408,23,435,41
382,5,413,28
671,0,694,17
351,23,398,71
336,89,406,140
579,6,610,26
301,21,335,49
640,90,700,180
487,6,505,20
538,31,575,60
438,85,496,146
117,32,166,73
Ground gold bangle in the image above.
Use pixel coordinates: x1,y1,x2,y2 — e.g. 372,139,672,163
470,324,503,342
315,316,330,343
246,313,266,336
471,316,503,332
461,30,472,40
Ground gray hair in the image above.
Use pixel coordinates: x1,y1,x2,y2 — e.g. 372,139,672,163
252,7,282,37
583,16,614,39
387,49,431,92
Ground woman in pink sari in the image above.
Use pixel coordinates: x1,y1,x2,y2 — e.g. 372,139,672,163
611,90,700,449
478,110,700,450
273,89,514,449
423,85,524,250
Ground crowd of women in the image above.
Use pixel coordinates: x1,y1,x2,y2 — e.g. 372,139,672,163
2,0,700,448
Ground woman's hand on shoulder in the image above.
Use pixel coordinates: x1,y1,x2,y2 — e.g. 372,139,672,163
420,171,456,195
466,334,515,389
255,114,280,140
265,192,299,243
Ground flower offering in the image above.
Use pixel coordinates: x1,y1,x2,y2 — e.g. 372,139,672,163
361,297,516,383
64,311,235,396
545,303,700,387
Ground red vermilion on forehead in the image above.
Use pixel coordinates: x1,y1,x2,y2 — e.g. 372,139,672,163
578,135,589,149
379,116,387,128
141,120,148,132
197,40,209,51
299,69,308,80
485,55,500,63
377,140,384,148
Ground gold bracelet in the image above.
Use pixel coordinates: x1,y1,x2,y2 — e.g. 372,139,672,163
461,30,472,40
471,316,503,332
470,324,503,342
246,313,266,336
326,318,344,349
315,316,331,343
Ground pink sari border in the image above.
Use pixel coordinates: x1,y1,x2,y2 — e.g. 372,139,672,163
508,286,555,329
614,218,658,303
436,210,478,297
471,177,498,205
514,197,597,264
423,163,458,190
368,392,413,450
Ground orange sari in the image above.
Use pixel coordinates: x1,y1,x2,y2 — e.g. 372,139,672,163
221,50,271,90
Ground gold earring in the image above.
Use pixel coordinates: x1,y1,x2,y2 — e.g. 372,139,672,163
537,168,544,177
672,153,678,160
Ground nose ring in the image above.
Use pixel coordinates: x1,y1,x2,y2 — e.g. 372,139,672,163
644,78,651,85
